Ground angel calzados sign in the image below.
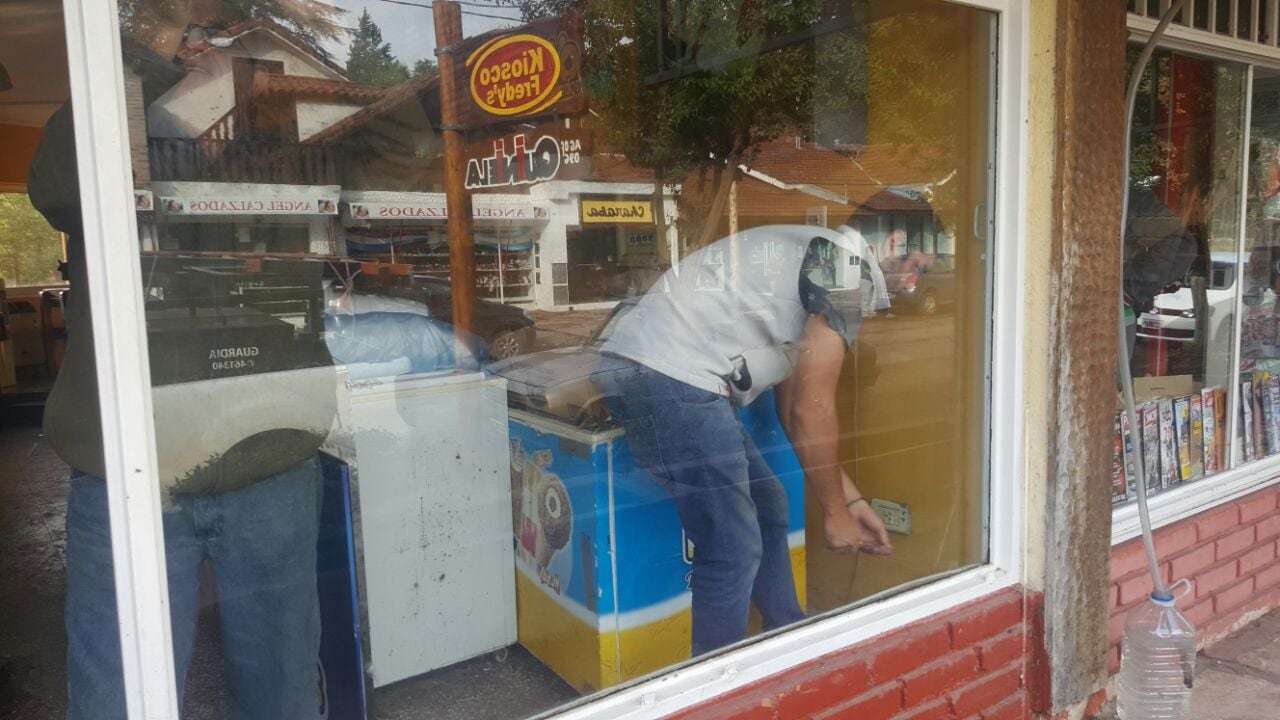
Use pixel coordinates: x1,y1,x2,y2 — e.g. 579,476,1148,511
455,13,585,128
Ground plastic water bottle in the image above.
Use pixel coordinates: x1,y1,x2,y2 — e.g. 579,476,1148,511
1117,593,1196,720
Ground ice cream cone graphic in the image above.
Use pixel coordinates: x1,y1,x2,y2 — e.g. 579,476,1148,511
534,472,571,569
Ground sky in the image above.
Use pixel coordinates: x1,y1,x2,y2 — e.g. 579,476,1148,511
322,1,524,70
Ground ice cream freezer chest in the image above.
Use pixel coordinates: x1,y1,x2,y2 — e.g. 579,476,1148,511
507,396,806,693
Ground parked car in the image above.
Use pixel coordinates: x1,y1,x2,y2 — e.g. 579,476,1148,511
880,253,955,315
332,275,536,359
1136,251,1237,348
485,299,637,426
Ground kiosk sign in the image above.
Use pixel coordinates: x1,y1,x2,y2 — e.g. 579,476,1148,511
469,35,561,116
453,14,584,127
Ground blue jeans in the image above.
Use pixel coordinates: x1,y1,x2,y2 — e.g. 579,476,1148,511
603,363,804,656
64,457,323,720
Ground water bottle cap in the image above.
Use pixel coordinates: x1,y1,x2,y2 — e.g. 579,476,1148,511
1150,592,1176,606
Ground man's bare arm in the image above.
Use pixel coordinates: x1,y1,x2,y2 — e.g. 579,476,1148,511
777,315,892,554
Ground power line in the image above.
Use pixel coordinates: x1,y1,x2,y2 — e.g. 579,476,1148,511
450,0,528,8
372,0,525,22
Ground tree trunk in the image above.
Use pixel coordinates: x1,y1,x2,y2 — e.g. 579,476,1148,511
695,146,744,249
653,166,671,266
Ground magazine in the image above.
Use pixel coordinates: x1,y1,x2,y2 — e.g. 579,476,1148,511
1142,402,1161,492
1189,393,1204,479
1216,387,1228,467
1260,372,1277,456
1202,388,1218,475
1159,398,1178,488
1174,396,1193,482
1112,412,1127,504
1270,375,1280,455
1256,375,1267,458
1243,378,1256,463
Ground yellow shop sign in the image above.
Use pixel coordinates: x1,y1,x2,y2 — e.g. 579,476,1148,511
581,200,654,224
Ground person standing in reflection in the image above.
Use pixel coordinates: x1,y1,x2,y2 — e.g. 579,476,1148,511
30,4,330,719
602,225,893,656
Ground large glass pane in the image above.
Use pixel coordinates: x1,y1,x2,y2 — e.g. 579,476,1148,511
1120,47,1246,506
1239,67,1280,465
100,0,994,716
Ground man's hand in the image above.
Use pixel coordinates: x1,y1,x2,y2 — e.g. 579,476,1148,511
822,503,893,555
847,500,893,555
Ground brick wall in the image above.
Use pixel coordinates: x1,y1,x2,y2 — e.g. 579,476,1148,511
1108,484,1280,673
666,588,1030,720
122,68,150,186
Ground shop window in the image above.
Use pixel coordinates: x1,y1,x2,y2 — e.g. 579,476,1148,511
1119,46,1247,505
1238,67,1280,462
36,0,999,716
1117,43,1280,511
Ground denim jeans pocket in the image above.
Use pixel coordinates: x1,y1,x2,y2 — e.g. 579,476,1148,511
673,380,722,407
617,414,669,479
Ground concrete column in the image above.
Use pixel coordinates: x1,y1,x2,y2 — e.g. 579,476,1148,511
1030,0,1129,714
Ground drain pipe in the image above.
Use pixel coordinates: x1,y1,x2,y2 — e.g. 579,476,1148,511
1118,0,1189,601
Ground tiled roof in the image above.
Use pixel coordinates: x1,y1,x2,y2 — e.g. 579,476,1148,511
303,72,441,144
252,74,385,104
178,18,348,79
745,139,941,199
675,139,940,224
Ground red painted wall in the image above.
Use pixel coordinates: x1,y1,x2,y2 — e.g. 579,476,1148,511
665,588,1031,720
1109,484,1280,673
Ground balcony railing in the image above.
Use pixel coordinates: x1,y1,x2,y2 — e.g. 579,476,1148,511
148,137,346,185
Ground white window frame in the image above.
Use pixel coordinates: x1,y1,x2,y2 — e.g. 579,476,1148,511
62,0,1028,717
61,0,179,718
1114,14,1280,545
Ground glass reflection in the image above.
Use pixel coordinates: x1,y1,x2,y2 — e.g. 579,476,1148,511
37,0,1003,716
1120,46,1245,502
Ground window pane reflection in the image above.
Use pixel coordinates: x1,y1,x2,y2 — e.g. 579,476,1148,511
69,0,1001,716
1121,47,1245,504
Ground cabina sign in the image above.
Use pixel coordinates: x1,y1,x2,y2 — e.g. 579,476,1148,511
454,13,585,128
465,133,562,189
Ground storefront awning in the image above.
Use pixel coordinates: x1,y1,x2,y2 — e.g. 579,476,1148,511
150,181,342,216
340,191,549,224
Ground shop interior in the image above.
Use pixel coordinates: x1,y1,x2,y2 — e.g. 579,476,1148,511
2,1,997,719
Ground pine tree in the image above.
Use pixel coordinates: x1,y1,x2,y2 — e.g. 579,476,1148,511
346,8,411,87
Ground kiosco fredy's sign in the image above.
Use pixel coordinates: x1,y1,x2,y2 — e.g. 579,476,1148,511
454,13,584,128
580,199,655,224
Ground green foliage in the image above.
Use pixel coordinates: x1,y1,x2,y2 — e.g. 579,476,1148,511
347,8,412,87
413,57,438,77
0,194,64,288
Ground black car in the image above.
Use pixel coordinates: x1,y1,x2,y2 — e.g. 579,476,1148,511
340,275,536,359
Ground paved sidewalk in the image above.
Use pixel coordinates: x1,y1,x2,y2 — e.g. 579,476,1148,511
1187,608,1280,720
1097,607,1280,719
